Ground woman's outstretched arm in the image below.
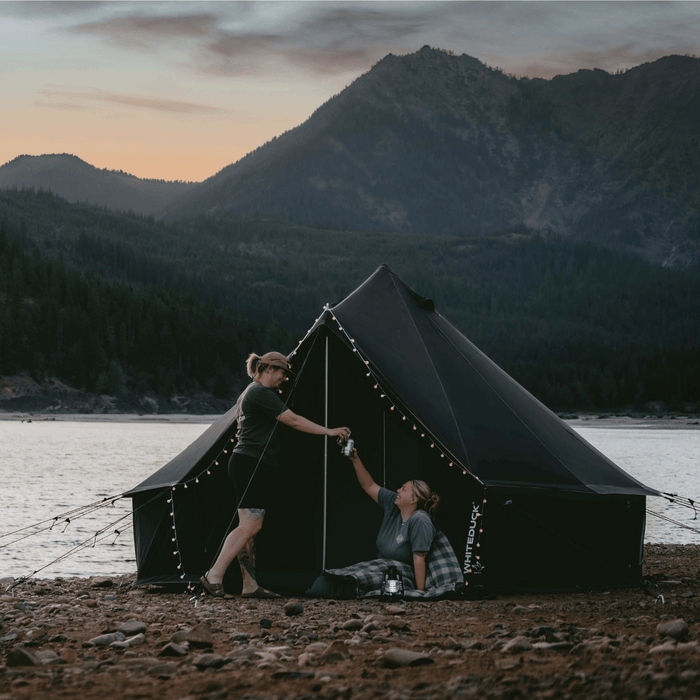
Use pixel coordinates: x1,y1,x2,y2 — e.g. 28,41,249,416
278,410,349,441
347,449,380,503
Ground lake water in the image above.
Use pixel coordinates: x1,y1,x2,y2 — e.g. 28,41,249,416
1,418,699,580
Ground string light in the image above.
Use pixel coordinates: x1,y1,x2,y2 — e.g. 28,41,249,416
323,307,474,481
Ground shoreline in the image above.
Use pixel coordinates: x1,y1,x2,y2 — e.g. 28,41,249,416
1,412,700,429
0,413,221,424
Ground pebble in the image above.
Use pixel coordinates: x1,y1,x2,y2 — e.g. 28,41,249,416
502,636,532,653
118,620,148,636
86,632,126,647
192,653,225,669
284,601,304,616
184,622,214,648
383,648,434,668
386,604,406,615
89,577,113,588
342,618,363,630
656,619,689,639
159,642,188,657
147,662,177,678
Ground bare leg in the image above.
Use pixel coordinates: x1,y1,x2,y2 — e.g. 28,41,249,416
206,509,265,585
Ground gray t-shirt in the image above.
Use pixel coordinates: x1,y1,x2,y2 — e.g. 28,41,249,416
233,382,287,466
375,487,435,565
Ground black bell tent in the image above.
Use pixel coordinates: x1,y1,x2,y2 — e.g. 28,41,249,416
125,264,660,593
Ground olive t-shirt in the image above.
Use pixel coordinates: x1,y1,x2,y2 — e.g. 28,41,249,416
233,382,287,467
375,487,435,565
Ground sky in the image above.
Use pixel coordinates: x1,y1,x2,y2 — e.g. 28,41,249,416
1,1,699,182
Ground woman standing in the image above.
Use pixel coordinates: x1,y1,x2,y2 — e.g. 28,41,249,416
201,351,350,598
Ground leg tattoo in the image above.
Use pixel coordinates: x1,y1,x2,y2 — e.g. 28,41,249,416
238,537,258,587
241,508,265,521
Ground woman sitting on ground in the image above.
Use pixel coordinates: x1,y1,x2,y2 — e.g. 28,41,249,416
307,448,456,598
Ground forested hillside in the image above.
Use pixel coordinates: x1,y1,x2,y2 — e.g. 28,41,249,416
1,188,699,412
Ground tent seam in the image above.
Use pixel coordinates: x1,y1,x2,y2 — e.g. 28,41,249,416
389,275,473,472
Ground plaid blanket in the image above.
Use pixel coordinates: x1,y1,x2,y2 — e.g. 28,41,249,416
324,530,463,599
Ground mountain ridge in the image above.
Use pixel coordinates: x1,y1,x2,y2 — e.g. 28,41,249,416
0,154,198,216
159,48,700,267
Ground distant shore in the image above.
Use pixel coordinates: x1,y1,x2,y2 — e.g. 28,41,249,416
1,412,699,429
0,412,220,424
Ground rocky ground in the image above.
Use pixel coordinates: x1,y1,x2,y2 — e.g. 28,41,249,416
2,544,700,700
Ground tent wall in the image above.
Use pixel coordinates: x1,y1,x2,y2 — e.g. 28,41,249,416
472,490,646,590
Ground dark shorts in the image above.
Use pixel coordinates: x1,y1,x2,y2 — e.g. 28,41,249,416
228,451,282,511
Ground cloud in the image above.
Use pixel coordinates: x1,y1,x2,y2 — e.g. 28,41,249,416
35,85,230,115
67,13,219,50
57,1,700,82
61,3,429,77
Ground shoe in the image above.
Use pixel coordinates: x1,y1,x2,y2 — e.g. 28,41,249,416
241,586,281,599
200,574,225,598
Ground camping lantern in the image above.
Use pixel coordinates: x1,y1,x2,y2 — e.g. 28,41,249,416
381,566,404,599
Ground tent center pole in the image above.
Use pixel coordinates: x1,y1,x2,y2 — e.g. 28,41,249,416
383,411,386,487
322,335,329,570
